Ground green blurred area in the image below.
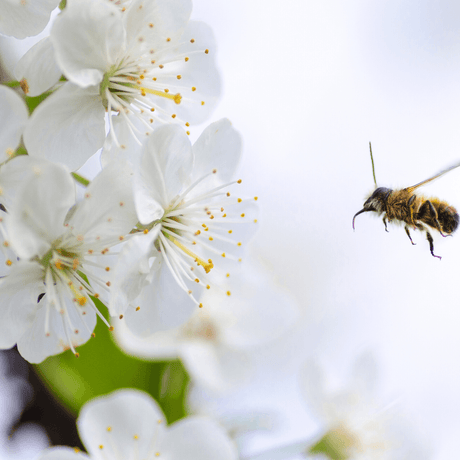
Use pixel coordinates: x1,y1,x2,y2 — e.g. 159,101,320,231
34,300,189,424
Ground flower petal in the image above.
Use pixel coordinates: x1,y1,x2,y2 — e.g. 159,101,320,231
123,263,196,336
77,389,167,459
39,446,90,460
123,0,192,52
17,287,97,364
0,0,59,39
15,37,62,96
23,83,106,170
68,159,138,246
0,85,28,162
0,261,44,350
50,0,125,87
108,229,160,317
192,118,242,187
134,124,192,218
159,417,238,460
6,158,75,259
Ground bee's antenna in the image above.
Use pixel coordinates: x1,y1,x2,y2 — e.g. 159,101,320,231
369,142,377,188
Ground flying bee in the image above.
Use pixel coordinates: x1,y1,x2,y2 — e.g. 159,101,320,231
353,143,460,259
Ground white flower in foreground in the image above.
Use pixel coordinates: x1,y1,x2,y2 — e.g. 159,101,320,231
108,118,258,335
0,86,28,163
23,0,220,170
0,156,137,363
0,351,49,459
38,389,238,460
115,257,298,391
300,354,429,460
0,0,59,39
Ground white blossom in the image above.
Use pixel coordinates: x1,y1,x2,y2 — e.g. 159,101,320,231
107,118,258,337
38,389,238,460
114,257,298,391
300,354,429,460
23,0,220,170
0,156,137,363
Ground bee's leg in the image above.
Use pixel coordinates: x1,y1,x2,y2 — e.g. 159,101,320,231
404,226,416,245
425,230,442,260
382,217,389,232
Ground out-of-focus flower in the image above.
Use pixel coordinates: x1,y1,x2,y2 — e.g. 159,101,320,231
0,0,59,39
114,256,298,391
38,389,238,460
23,0,220,170
0,85,28,163
107,118,258,336
300,354,429,460
0,351,49,459
0,156,137,363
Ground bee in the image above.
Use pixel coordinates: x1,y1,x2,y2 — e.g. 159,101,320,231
353,143,460,259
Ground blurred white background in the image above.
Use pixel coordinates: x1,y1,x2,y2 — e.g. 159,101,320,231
189,1,460,458
2,0,460,458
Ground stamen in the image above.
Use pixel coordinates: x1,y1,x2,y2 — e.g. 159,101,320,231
168,235,214,273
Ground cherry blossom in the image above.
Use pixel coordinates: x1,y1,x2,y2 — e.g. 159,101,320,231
38,389,238,460
107,118,258,336
0,156,137,363
23,0,220,170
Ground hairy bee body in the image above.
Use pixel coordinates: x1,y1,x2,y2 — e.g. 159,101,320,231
353,145,460,259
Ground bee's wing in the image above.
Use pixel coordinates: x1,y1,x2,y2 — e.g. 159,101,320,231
405,161,460,193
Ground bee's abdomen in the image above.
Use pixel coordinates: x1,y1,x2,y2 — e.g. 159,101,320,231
438,202,459,234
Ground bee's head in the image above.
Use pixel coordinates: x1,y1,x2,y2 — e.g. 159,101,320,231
352,187,392,229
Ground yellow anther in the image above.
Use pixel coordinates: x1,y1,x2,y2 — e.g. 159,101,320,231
222,253,226,257
136,306,140,311
164,88,169,93
241,213,245,217
254,196,258,200
185,57,189,62
191,86,196,91
205,49,209,54
107,427,112,432
238,198,242,203
190,38,195,43
226,291,231,296
6,259,12,266
237,179,242,184
177,75,182,79
201,101,205,105
170,237,214,273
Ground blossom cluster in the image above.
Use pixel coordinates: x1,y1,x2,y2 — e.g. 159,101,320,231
0,1,429,459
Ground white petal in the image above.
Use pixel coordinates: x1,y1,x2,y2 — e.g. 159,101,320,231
134,124,192,218
39,446,90,460
0,85,28,162
180,342,250,391
17,290,97,364
123,0,192,52
50,0,125,87
0,261,44,350
6,158,75,259
77,389,167,459
192,118,242,187
69,159,138,245
113,319,181,360
0,0,59,39
23,83,106,170
152,21,221,124
108,229,159,316
123,263,196,336
159,417,238,460
14,37,62,96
